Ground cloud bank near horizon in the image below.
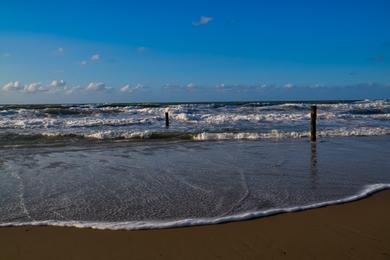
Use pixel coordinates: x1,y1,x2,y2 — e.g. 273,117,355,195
1,80,389,103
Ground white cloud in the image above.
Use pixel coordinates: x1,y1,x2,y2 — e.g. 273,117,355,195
86,82,110,92
2,80,66,93
37,80,67,93
192,16,213,26
90,54,100,61
120,84,131,92
1,80,82,95
24,82,43,93
120,83,144,93
64,85,81,95
57,47,64,53
80,54,100,65
50,80,66,88
2,81,23,91
22,80,67,93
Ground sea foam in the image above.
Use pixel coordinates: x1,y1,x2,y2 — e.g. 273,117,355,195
0,184,389,231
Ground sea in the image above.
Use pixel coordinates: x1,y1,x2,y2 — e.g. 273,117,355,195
0,99,389,230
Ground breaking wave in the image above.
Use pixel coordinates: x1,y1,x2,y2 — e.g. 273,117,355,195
1,99,389,145
0,127,389,146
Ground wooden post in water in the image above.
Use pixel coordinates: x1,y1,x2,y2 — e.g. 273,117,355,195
165,112,170,128
310,105,317,142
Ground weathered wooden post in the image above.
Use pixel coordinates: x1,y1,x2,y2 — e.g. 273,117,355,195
310,105,317,142
165,112,170,128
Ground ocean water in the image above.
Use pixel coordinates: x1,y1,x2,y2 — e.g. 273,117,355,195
0,99,389,145
0,100,389,230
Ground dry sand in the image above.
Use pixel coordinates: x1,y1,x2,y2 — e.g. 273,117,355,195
1,191,390,260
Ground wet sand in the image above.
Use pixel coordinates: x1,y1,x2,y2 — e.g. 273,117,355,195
1,190,390,260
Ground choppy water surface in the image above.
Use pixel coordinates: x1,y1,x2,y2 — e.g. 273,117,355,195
0,100,389,230
0,100,389,145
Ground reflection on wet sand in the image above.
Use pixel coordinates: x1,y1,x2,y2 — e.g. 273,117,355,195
310,142,317,176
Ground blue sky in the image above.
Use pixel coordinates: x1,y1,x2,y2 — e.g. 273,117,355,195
1,0,389,103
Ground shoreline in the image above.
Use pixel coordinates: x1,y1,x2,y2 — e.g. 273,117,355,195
1,190,390,259
1,183,389,231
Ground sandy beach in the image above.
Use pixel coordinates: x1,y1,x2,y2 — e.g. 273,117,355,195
1,190,389,260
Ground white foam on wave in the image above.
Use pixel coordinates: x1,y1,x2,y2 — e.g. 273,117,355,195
193,131,306,140
319,127,390,137
1,108,385,130
1,184,389,231
36,126,390,141
1,100,389,130
193,127,390,140
0,117,148,129
201,113,313,124
84,130,153,140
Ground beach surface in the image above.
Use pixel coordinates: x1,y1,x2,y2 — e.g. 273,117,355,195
1,190,389,260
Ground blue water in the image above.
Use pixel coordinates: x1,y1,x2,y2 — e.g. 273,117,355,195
0,100,389,146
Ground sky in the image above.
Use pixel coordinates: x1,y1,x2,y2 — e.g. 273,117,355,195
0,0,390,103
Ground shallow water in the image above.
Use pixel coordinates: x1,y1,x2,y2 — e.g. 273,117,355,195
0,136,389,230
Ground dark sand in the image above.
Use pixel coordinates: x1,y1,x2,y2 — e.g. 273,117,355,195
1,191,390,260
